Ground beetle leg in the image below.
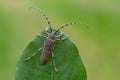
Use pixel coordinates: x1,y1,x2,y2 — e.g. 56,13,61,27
56,32,69,41
45,27,50,35
56,32,63,38
56,36,69,41
60,36,69,40
51,51,58,72
25,48,43,62
37,33,47,38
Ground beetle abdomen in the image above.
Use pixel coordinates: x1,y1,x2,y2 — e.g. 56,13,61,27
40,50,50,64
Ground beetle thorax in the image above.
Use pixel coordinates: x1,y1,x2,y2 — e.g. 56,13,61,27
48,32,55,39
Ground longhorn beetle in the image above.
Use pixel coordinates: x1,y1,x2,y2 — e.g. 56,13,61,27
25,7,86,72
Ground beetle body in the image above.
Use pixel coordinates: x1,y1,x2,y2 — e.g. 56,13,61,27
40,32,56,64
25,28,67,72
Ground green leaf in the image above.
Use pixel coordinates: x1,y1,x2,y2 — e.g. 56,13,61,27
15,30,87,80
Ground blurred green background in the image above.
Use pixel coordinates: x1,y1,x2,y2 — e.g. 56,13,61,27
0,0,120,80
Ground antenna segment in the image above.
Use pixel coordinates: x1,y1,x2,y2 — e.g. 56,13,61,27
55,22,86,34
29,7,52,32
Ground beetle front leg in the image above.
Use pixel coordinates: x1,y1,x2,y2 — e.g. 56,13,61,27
56,32,69,41
37,33,47,39
45,27,50,35
37,27,51,38
56,36,69,41
55,32,63,39
51,51,58,72
25,48,43,62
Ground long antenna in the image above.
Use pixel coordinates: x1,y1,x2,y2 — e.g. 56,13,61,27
55,22,87,34
29,7,52,32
